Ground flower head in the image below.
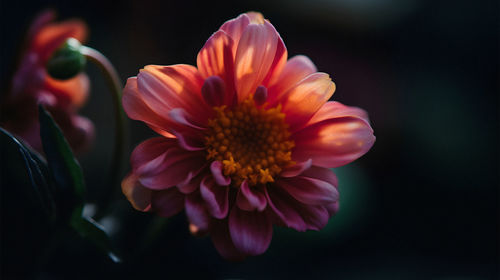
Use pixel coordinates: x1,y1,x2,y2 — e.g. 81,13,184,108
0,10,93,153
122,12,375,259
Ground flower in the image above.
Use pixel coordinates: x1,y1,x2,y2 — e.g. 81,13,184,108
122,12,375,259
0,10,93,153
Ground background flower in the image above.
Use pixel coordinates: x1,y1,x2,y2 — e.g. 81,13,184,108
0,10,93,153
122,12,375,259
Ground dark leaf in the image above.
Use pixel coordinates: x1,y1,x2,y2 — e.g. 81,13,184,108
0,127,56,278
38,105,85,222
70,216,121,263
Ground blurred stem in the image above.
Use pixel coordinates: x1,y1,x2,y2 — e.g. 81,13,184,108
81,46,126,220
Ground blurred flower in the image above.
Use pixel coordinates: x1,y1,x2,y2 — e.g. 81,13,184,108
122,12,375,259
0,10,93,153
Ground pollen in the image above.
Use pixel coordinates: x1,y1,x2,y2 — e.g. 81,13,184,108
205,98,294,187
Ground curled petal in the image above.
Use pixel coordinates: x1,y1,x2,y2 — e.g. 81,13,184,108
185,192,210,233
236,181,267,211
151,187,185,218
268,55,317,103
306,101,370,126
121,173,152,211
201,76,227,107
130,137,175,174
177,173,203,194
197,32,236,104
44,73,89,108
210,161,231,186
137,145,206,190
280,73,336,131
292,116,375,168
266,186,330,231
229,207,272,256
200,176,229,219
277,169,339,206
220,13,251,54
234,21,279,102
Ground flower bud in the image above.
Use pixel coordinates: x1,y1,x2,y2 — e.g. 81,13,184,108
46,38,86,80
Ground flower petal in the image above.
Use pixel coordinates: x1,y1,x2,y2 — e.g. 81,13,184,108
137,64,210,124
200,175,229,219
151,187,185,218
292,115,375,168
229,207,272,256
280,72,336,131
130,137,175,174
234,21,279,102
280,158,312,177
211,218,246,261
197,31,236,105
185,192,210,232
236,181,267,211
137,144,206,190
123,77,176,133
306,101,370,126
220,13,251,53
277,167,339,206
266,186,330,231
268,55,317,103
121,173,152,211
210,161,231,186
44,73,89,108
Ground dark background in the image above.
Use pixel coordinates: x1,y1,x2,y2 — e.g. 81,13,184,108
1,0,498,279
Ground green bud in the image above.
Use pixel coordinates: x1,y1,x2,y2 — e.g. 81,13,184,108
46,38,86,80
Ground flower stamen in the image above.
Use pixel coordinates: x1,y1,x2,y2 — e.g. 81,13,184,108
205,98,294,186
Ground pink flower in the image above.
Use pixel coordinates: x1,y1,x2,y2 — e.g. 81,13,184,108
0,10,93,153
122,12,375,259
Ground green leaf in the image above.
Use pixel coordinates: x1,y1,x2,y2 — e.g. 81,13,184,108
38,105,85,222
70,216,121,263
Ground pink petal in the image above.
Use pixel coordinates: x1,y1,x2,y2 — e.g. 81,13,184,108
200,176,229,219
185,192,210,232
234,21,279,102
177,173,203,194
123,77,177,134
210,161,231,186
151,187,185,218
201,76,228,107
210,219,246,261
197,31,236,104
277,174,339,206
138,147,206,190
266,186,330,231
220,13,251,53
279,73,336,131
326,202,340,217
236,181,267,211
292,116,375,168
137,64,210,124
121,173,152,212
306,101,370,126
260,28,287,87
280,159,312,177
301,165,339,187
130,137,175,174
268,55,317,103
229,207,272,256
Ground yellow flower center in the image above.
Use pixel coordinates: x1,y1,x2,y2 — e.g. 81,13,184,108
205,98,295,187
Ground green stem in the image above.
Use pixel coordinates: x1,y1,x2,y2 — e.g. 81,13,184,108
81,46,127,220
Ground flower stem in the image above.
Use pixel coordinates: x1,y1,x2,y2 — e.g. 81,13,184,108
81,46,126,219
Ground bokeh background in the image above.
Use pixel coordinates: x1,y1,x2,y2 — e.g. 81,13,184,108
1,0,498,279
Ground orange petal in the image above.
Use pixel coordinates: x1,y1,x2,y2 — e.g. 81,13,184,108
33,19,88,63
292,115,375,168
234,21,279,102
280,73,336,131
220,13,251,54
268,55,317,103
137,64,210,124
44,73,89,108
122,173,152,211
197,31,236,104
306,101,369,126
